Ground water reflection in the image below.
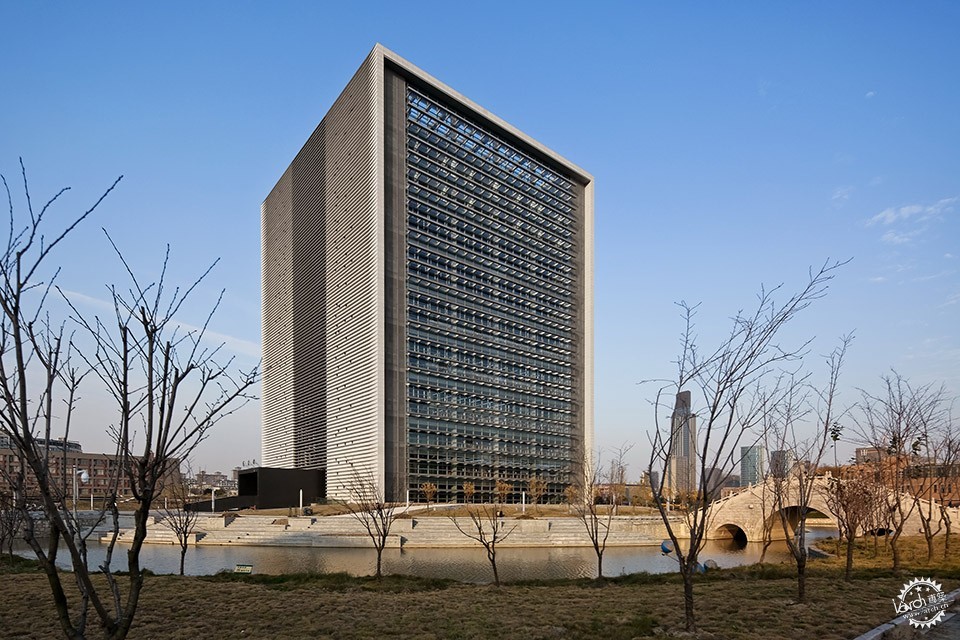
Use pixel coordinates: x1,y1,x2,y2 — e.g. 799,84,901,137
17,526,837,582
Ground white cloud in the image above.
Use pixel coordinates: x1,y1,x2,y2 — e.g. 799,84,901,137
59,288,115,312
865,91,876,99
942,292,960,307
946,253,955,259
911,270,955,283
868,276,887,283
177,322,262,359
832,185,854,204
59,289,261,359
868,197,957,226
881,229,922,245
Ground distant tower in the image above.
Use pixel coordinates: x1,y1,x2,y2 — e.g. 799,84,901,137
665,391,697,497
769,449,796,479
740,445,767,485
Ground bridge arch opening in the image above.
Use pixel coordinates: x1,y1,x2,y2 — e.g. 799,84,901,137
714,523,748,547
770,506,832,539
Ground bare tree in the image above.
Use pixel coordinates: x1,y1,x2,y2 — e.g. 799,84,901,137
563,484,578,514
526,475,547,513
158,461,199,576
494,478,511,504
0,162,258,639
907,391,951,562
768,337,850,602
935,427,959,559
607,453,629,516
341,466,399,579
853,372,947,569
646,260,845,632
754,470,777,564
450,502,516,587
462,481,475,505
419,482,437,510
0,486,24,562
573,445,631,578
862,469,891,558
823,471,876,580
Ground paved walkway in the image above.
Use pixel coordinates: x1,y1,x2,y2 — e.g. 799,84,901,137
922,608,960,639
853,587,960,639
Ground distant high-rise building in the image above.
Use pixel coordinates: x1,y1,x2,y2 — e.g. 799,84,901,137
704,466,740,496
769,449,797,479
261,44,594,503
665,391,697,497
740,445,766,486
648,470,661,494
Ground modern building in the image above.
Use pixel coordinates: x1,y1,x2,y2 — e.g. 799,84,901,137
665,391,697,497
769,449,797,479
740,445,766,486
261,44,594,503
704,467,739,496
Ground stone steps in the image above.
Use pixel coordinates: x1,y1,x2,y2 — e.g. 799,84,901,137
102,513,668,549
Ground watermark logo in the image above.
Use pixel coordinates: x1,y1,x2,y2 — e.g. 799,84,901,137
892,577,949,629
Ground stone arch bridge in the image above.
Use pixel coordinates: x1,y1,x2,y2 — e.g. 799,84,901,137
702,476,949,544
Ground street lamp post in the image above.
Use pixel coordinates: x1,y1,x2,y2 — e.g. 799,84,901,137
72,466,89,520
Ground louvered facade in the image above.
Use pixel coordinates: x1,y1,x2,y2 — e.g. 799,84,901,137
262,45,593,503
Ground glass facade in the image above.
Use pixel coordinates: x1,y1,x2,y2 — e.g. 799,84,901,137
404,88,580,502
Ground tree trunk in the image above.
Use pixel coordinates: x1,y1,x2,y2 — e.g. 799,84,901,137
179,546,186,576
758,537,772,564
845,538,855,581
490,554,499,587
376,548,383,580
891,535,901,571
682,570,696,632
597,551,604,579
945,522,952,560
927,536,935,563
796,557,806,602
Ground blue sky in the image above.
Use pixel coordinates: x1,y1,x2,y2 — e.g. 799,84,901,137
2,2,958,476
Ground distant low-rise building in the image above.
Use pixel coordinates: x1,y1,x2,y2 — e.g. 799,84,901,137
0,439,180,503
855,447,886,464
906,463,960,508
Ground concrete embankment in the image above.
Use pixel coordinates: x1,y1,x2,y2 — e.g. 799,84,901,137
101,512,680,549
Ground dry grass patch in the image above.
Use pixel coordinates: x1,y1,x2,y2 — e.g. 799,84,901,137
816,533,960,573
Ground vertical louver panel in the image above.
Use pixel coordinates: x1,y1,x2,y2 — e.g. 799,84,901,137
320,53,384,501
262,168,295,467
291,120,329,471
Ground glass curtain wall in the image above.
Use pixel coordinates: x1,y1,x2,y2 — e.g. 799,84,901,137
404,88,579,503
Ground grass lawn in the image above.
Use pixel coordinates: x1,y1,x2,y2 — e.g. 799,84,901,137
1,535,957,639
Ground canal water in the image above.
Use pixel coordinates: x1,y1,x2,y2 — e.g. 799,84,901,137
16,526,837,582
